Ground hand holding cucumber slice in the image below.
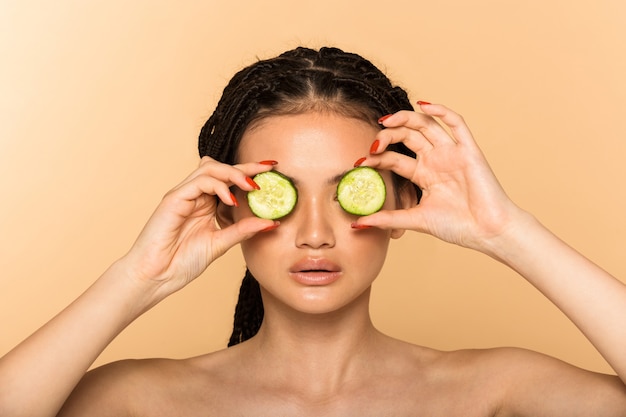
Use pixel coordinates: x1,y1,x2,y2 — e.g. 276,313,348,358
247,167,386,219
247,171,298,220
336,167,386,216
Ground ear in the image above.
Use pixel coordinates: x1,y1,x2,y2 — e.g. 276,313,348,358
390,183,419,240
216,198,235,229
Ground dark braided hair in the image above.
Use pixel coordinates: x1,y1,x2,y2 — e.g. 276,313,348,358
197,46,420,347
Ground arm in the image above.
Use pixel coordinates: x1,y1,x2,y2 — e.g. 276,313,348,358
487,205,626,381
356,104,626,387
0,157,275,417
495,347,626,416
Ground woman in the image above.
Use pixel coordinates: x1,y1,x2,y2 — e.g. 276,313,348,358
1,47,625,416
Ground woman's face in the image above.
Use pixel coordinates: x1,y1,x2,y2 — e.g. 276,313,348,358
232,112,402,315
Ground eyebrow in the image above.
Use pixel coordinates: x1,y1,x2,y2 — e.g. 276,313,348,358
326,169,351,186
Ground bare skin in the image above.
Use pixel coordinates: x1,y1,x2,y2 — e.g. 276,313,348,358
1,105,625,417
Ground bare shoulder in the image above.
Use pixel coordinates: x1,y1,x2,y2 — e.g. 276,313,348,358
58,355,220,417
435,346,626,417
57,358,173,416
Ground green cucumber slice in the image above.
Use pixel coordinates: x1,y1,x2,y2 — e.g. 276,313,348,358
247,171,298,219
337,167,386,215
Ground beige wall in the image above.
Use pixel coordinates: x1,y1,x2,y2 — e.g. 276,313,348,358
1,0,625,373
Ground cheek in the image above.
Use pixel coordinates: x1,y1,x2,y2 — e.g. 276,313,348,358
345,228,392,265
240,232,284,272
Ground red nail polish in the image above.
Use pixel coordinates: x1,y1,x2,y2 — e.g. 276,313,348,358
369,139,380,154
377,114,392,124
417,100,432,105
246,176,260,190
261,222,280,232
229,192,239,208
351,223,372,230
354,157,367,167
259,160,278,165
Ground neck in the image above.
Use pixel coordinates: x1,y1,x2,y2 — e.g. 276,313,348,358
242,287,388,397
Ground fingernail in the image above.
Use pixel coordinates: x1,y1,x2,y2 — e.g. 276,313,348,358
261,221,280,232
417,100,432,105
377,114,392,124
230,192,239,207
354,157,367,167
259,160,278,165
246,176,261,190
351,223,372,230
369,139,380,154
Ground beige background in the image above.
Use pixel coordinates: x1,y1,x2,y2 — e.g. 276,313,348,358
1,0,625,373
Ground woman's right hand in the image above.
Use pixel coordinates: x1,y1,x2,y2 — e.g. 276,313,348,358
0,157,278,417
121,156,276,296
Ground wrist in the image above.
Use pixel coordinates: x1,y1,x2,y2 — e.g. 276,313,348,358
97,257,170,320
478,207,540,266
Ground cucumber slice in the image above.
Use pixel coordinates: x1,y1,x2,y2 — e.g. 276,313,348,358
247,171,298,219
337,167,386,215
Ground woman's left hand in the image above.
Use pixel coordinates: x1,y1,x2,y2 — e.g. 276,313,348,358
355,103,525,252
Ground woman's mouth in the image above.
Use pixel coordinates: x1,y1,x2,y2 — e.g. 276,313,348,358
289,258,342,286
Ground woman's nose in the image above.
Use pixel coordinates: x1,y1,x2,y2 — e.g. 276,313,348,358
294,196,336,249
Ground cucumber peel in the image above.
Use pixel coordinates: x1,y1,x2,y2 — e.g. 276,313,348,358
337,167,386,215
247,171,298,219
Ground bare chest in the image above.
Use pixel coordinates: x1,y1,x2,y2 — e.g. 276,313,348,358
147,376,499,417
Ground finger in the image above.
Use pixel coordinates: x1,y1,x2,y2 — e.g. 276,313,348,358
168,174,237,208
183,158,275,194
375,125,433,156
416,103,476,147
211,217,279,258
352,207,427,234
195,157,267,188
199,156,276,175
358,151,421,188
378,110,457,149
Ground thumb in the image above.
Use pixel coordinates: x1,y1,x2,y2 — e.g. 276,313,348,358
210,217,278,258
354,208,426,234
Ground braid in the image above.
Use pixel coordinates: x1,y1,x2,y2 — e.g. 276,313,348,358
198,46,420,346
228,269,263,347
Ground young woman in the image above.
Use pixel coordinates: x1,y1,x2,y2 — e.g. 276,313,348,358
1,47,625,417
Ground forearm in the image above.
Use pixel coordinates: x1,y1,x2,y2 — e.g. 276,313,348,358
485,210,626,383
0,259,163,417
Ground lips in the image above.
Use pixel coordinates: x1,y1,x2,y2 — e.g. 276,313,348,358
289,257,342,286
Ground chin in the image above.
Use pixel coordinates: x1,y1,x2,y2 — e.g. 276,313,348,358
262,285,371,316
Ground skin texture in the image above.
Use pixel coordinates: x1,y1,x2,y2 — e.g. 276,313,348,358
232,113,403,315
1,106,626,417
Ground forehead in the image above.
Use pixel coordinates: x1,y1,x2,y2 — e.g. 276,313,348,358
237,113,379,171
